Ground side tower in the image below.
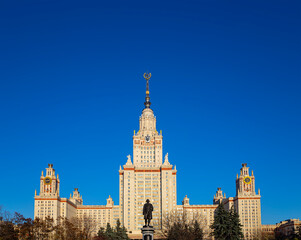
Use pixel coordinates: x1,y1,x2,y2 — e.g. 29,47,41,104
34,164,79,221
213,187,226,205
39,163,60,197
34,164,61,220
119,73,177,234
235,163,261,239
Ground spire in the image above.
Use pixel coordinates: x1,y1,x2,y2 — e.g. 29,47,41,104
143,72,151,108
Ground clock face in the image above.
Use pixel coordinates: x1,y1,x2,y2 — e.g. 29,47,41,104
244,176,251,184
145,135,150,143
44,177,52,185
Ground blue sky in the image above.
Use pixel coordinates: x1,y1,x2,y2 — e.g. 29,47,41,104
0,0,300,224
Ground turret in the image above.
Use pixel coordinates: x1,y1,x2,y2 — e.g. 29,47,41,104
106,195,114,207
213,187,226,204
69,188,83,205
38,164,60,197
182,195,190,206
236,163,256,196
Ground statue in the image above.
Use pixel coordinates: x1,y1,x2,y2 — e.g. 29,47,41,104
126,155,132,165
143,199,153,227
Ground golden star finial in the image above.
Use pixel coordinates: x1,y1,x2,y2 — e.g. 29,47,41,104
143,72,151,80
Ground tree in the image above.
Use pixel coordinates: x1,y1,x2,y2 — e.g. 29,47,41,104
105,223,116,240
257,229,276,240
166,220,204,240
33,216,55,240
13,212,34,240
0,207,95,240
229,207,244,240
161,210,204,240
73,214,97,239
192,220,204,240
210,203,244,240
167,221,187,240
115,219,129,240
298,226,301,240
0,221,18,240
161,209,207,239
54,217,84,240
97,226,107,240
0,209,20,240
210,203,229,240
96,220,129,240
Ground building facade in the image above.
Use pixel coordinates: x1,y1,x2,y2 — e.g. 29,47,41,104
275,219,301,238
216,163,262,239
34,73,262,239
261,224,277,239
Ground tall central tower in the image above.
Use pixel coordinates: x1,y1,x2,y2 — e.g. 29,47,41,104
133,73,163,168
119,73,177,234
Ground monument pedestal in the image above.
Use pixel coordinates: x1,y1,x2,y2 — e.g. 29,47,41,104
141,226,155,240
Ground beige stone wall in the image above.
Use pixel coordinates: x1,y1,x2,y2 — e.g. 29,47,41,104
77,206,113,235
120,166,176,233
236,197,261,239
34,198,60,221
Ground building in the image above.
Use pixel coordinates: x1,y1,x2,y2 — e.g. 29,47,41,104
34,73,262,239
119,73,177,233
230,163,261,239
275,219,301,238
261,219,301,239
34,164,120,232
178,163,262,239
261,224,277,239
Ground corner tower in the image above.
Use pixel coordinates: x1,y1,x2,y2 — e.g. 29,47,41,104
235,163,261,239
34,164,62,221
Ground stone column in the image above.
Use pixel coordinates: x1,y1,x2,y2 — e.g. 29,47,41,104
141,226,155,240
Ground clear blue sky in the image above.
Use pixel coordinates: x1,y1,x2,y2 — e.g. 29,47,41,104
0,0,300,224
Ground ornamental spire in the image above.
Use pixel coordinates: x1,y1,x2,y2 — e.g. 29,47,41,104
143,72,151,108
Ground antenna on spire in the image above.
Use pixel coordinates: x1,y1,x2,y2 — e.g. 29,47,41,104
143,72,152,108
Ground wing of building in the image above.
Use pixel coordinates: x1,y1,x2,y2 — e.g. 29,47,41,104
34,73,262,239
